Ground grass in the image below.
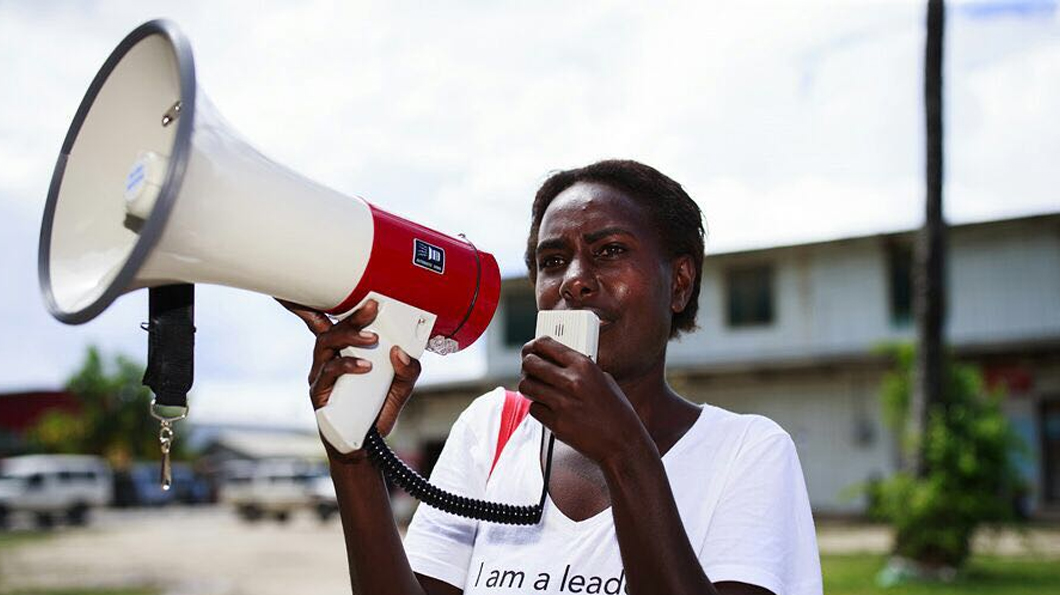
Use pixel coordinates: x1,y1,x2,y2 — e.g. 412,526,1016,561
0,532,50,550
823,553,1060,594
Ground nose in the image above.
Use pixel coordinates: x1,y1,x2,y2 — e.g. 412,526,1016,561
559,254,597,304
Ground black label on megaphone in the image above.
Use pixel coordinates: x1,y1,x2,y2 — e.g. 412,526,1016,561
413,239,445,274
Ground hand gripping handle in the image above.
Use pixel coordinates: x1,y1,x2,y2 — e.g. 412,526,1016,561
315,292,436,453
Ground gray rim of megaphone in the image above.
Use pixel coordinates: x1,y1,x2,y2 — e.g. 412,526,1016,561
39,19,196,324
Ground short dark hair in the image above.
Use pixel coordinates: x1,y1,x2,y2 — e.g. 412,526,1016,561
524,159,706,338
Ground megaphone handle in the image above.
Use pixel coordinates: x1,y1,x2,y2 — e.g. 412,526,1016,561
314,293,435,454
316,354,395,453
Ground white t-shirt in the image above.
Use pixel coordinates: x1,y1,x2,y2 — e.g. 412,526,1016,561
404,387,822,595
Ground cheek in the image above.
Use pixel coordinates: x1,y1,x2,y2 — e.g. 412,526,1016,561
535,279,561,309
625,279,675,339
623,279,667,315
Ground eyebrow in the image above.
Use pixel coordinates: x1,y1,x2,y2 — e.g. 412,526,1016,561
583,226,635,244
536,226,636,253
536,238,566,253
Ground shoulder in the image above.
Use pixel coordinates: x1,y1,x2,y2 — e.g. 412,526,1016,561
691,407,821,594
698,403,790,443
454,386,507,425
447,386,510,442
695,404,796,460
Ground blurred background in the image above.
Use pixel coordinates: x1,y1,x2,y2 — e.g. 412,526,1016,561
1,0,1058,594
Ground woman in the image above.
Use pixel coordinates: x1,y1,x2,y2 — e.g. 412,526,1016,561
282,160,822,595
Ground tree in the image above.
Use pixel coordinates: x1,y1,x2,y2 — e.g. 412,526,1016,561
874,344,1024,577
876,3,1028,578
27,346,183,468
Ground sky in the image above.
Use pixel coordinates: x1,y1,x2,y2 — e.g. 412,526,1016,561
1,0,1057,429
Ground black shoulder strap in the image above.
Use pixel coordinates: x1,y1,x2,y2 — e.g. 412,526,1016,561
142,284,195,407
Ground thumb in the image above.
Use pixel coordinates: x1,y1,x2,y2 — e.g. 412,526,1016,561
376,347,421,437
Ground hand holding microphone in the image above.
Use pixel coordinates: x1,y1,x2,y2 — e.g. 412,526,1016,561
519,311,646,469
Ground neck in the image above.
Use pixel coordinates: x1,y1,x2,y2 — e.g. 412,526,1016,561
614,351,685,439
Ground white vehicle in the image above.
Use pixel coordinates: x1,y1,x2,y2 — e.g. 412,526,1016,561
308,474,338,522
222,459,328,523
0,455,113,528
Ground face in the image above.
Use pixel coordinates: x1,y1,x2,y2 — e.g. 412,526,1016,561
533,182,693,380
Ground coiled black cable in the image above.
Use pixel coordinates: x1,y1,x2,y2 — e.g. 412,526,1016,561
364,425,555,525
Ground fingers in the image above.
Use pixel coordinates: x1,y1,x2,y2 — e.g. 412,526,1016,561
519,337,603,424
527,401,557,429
341,298,380,329
276,299,332,336
390,346,422,391
311,346,422,437
278,298,380,337
376,347,422,437
308,356,373,409
517,373,568,411
310,328,378,383
521,336,586,367
299,300,423,437
308,299,380,383
520,352,570,393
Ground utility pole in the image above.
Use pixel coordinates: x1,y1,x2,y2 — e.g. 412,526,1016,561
910,0,946,477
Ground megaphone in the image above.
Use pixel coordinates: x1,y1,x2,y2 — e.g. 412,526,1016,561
38,20,500,454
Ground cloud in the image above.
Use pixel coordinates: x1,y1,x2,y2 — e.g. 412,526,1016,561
1,0,1057,424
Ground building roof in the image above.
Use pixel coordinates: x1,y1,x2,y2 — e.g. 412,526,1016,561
201,429,327,460
501,210,1060,281
705,210,1060,259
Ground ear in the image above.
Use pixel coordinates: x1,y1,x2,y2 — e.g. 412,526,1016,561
670,254,696,314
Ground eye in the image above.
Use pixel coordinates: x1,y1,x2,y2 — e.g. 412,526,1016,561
538,254,565,270
596,243,627,259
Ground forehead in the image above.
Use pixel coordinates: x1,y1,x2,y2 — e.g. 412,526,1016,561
538,182,651,240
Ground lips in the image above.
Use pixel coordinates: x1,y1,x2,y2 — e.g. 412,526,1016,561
580,308,614,330
542,306,615,329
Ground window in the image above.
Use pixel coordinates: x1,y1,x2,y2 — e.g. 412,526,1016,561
503,291,538,348
887,240,914,327
725,265,774,327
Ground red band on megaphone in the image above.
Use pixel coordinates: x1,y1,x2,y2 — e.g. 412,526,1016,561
327,204,500,351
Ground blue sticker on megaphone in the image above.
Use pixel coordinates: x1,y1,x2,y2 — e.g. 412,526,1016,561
413,239,445,274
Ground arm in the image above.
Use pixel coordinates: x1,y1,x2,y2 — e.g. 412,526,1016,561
601,432,772,595
329,451,461,595
280,299,460,595
520,337,773,595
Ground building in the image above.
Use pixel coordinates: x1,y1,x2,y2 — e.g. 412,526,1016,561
0,391,81,456
392,212,1060,515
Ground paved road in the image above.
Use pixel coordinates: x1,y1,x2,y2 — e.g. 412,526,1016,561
2,507,1059,595
0,506,351,595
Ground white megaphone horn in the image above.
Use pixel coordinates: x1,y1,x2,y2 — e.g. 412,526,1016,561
38,20,501,454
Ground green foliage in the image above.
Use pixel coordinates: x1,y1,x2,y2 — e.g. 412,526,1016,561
878,344,914,437
871,344,1025,569
26,346,187,467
